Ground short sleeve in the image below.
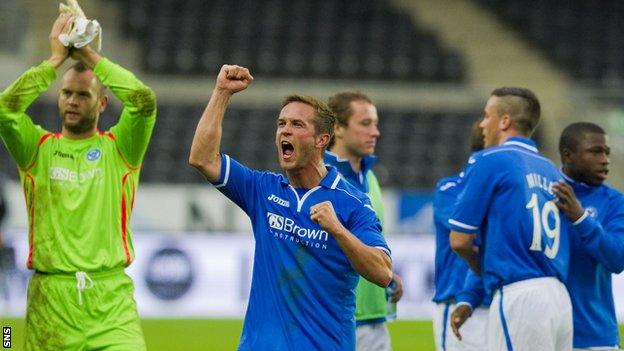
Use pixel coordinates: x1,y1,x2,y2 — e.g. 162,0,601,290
210,154,260,215
449,155,499,234
347,200,390,257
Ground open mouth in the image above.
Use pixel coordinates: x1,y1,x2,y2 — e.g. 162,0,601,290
281,140,294,159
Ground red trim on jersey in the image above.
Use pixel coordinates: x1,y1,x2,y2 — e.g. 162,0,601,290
21,133,55,172
38,133,55,146
130,181,136,210
120,173,132,266
105,131,141,171
98,129,116,141
23,174,36,269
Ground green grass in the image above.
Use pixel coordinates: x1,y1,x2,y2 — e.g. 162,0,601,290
1,318,623,350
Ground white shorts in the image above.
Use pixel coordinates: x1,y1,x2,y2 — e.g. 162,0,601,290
356,322,391,351
433,302,489,351
489,277,573,351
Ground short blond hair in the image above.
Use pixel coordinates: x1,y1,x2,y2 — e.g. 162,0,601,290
281,95,336,139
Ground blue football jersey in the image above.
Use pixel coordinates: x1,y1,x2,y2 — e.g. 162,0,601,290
211,154,390,350
456,269,493,309
563,173,624,348
324,151,377,193
433,174,471,303
449,137,570,294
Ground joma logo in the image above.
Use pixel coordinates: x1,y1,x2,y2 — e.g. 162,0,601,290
267,194,290,207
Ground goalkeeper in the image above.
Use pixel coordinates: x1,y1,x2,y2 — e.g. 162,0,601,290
0,12,156,350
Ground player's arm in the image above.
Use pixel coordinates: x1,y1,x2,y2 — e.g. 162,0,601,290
450,268,487,340
310,201,392,287
554,182,624,273
450,231,480,275
448,154,497,276
71,46,157,167
0,14,73,168
189,65,253,182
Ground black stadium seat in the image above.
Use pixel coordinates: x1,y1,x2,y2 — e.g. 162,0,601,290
119,0,466,82
0,102,486,189
476,0,624,85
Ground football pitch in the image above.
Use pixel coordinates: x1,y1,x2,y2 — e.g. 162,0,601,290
2,318,623,350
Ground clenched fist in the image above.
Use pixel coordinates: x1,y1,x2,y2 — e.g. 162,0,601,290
310,201,345,235
215,65,253,95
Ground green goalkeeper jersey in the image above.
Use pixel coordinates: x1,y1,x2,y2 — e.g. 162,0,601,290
0,58,156,273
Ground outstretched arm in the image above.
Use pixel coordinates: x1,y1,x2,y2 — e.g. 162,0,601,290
310,201,392,287
70,45,157,167
189,65,253,182
0,14,74,167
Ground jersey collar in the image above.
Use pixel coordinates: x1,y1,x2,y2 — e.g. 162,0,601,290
323,151,377,191
279,164,342,190
560,169,596,193
502,136,538,153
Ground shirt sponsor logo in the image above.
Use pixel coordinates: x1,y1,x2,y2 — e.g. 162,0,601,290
267,194,290,207
86,148,101,161
50,166,103,183
268,212,285,229
267,212,329,250
53,150,74,160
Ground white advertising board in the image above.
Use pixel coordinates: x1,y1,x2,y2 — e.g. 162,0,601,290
1,232,624,322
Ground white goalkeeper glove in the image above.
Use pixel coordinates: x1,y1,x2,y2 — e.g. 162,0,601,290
58,0,102,51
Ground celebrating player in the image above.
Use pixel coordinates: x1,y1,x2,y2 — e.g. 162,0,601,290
0,13,156,350
189,65,392,350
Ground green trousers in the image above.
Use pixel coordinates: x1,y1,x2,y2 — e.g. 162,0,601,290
25,268,146,351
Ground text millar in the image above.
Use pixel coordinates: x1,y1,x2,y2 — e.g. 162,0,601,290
525,172,556,195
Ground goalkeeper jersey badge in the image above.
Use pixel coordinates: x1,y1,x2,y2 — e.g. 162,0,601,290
86,148,101,161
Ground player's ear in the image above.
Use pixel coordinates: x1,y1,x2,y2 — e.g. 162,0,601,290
499,114,512,131
98,94,108,113
334,123,345,139
316,133,331,149
561,148,573,164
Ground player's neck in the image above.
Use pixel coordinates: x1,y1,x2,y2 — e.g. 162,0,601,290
330,145,362,173
498,130,528,145
62,127,97,140
286,158,328,189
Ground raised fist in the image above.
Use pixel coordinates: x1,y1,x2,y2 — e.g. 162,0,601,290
215,65,254,95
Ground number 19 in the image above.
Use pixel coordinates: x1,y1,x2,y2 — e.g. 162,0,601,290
526,193,560,259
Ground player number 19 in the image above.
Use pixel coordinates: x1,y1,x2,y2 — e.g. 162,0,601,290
526,193,560,259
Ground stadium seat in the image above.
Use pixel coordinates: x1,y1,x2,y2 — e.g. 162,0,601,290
0,102,488,189
477,0,624,84
117,0,466,82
